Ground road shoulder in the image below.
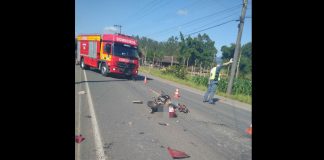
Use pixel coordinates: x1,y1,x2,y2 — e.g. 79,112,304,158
139,72,252,112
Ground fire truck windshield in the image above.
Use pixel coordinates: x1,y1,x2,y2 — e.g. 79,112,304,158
113,43,139,59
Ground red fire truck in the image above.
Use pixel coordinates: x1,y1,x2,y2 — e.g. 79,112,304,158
76,34,140,79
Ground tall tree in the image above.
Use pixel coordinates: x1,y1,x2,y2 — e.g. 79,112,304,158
221,42,251,78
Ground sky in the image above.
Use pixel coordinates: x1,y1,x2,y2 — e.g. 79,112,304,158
76,0,251,57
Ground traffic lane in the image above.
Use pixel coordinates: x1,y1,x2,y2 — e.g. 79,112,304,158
84,69,172,159
75,66,97,160
84,72,251,159
75,66,80,160
142,74,251,133
130,76,251,160
84,69,230,160
125,79,238,160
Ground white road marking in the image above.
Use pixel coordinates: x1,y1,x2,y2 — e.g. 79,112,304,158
76,69,82,160
83,70,107,160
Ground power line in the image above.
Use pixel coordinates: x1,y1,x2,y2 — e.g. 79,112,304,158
176,15,250,39
145,4,242,36
120,0,161,25
156,0,202,22
151,0,233,34
145,4,242,37
185,19,238,36
153,8,241,39
132,0,173,25
142,17,249,42
125,0,173,30
186,10,241,34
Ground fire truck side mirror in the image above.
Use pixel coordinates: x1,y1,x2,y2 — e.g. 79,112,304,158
138,49,143,58
105,44,111,54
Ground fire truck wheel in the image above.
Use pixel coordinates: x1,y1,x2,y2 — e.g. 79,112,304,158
80,58,88,70
101,63,109,76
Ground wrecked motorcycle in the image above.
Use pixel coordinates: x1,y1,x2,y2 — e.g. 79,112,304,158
147,91,189,114
147,91,171,113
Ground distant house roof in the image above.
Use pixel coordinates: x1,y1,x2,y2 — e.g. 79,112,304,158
161,56,179,64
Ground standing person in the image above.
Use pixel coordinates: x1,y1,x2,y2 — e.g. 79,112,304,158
203,58,233,104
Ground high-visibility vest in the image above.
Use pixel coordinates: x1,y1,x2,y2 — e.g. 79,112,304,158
209,66,222,81
209,67,216,80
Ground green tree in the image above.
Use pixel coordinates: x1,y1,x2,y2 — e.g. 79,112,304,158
195,33,216,68
221,43,236,61
178,32,187,65
239,42,252,78
220,42,252,79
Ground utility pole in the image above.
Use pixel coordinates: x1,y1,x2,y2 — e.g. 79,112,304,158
114,25,122,34
235,48,242,78
226,0,248,95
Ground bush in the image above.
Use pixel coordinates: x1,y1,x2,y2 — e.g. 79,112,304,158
162,65,188,79
217,78,228,93
191,76,252,96
232,78,252,95
217,78,252,95
191,76,209,87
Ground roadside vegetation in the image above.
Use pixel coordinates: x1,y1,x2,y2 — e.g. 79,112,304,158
140,66,251,104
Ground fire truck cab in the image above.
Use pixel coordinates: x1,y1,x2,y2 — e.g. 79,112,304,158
76,34,139,79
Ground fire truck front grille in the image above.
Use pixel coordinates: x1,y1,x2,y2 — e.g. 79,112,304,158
117,62,135,69
117,62,126,68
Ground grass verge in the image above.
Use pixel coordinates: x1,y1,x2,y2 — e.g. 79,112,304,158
139,66,251,104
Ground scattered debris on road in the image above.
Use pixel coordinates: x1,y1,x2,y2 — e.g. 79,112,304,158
176,103,189,113
78,91,86,95
103,142,113,149
75,134,85,143
139,132,144,134
190,142,198,147
132,100,143,104
158,122,169,126
85,115,91,118
128,121,133,126
198,120,227,126
208,122,227,126
167,147,190,159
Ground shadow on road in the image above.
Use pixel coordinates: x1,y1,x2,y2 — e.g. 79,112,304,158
75,79,128,84
136,75,154,81
76,69,154,84
212,98,220,103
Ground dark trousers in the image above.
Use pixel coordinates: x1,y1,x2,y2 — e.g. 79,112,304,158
203,80,217,103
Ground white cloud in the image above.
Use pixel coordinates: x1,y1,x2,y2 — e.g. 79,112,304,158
104,26,118,33
177,9,188,16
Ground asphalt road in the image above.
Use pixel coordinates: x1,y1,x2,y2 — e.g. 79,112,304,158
75,65,251,160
